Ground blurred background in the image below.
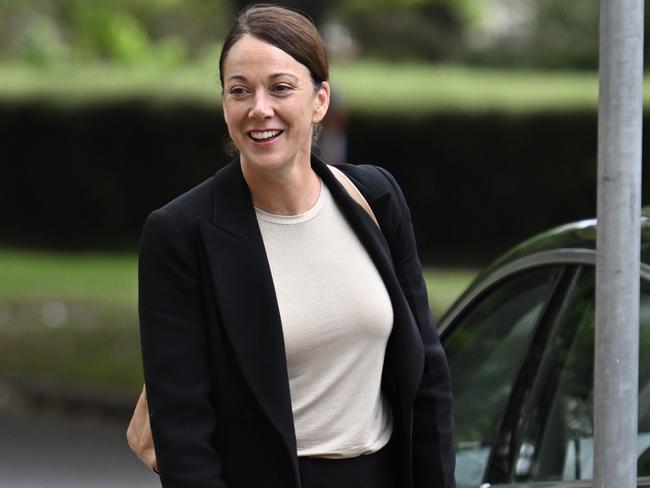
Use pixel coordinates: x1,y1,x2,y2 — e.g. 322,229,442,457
1,0,650,485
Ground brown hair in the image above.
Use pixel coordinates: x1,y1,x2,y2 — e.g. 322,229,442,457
219,3,329,88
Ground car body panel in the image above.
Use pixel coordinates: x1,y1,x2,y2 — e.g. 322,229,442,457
439,249,650,333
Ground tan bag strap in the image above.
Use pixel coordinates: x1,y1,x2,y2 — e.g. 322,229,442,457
126,385,158,472
327,165,380,229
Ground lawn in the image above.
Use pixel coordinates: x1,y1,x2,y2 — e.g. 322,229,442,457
331,62,602,113
424,267,477,319
0,248,137,306
0,248,475,396
0,249,141,394
0,60,621,113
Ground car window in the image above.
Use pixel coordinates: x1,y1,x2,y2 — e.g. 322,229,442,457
443,266,562,487
513,267,650,482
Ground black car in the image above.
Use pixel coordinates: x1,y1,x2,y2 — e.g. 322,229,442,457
439,212,650,487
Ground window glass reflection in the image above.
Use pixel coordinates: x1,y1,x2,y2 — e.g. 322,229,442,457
514,268,650,481
445,267,561,486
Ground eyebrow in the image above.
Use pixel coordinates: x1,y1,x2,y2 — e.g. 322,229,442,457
226,72,299,83
270,72,298,81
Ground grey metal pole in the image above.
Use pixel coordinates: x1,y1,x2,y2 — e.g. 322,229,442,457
595,0,643,486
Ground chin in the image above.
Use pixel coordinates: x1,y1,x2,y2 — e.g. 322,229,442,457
241,148,308,173
241,152,289,171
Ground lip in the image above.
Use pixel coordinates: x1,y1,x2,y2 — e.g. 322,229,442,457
247,129,284,145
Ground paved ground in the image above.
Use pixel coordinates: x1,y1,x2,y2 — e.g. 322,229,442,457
0,411,160,487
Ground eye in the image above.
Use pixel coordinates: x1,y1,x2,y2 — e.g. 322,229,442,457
272,83,294,94
228,86,251,97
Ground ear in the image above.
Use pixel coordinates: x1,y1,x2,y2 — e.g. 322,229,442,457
312,81,331,124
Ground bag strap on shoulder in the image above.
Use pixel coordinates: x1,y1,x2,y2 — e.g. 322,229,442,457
327,165,380,229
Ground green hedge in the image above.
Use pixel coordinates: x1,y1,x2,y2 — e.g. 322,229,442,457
346,110,602,262
2,100,645,264
1,100,225,249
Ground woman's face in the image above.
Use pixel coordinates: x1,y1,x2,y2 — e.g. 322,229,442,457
221,35,330,174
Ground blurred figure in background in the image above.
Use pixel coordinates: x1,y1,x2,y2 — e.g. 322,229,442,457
318,91,348,165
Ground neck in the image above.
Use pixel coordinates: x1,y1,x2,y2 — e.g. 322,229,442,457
242,158,321,216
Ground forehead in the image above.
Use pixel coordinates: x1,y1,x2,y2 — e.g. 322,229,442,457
222,35,310,81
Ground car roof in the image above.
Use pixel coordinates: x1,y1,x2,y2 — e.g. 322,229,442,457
478,207,650,279
438,207,650,330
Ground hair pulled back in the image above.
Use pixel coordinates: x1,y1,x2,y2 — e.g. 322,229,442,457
219,3,329,87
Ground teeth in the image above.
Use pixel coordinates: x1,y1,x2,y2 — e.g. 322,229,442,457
250,130,281,140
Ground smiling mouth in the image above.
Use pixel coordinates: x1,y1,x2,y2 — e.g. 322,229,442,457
248,130,283,143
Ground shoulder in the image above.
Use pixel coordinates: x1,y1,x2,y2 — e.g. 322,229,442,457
331,163,413,244
331,163,403,201
159,175,214,221
142,165,222,241
146,156,242,223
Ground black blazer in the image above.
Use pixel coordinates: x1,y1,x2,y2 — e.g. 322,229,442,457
138,156,455,488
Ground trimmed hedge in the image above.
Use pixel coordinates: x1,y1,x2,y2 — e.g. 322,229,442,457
346,110,602,262
2,100,645,264
1,100,226,250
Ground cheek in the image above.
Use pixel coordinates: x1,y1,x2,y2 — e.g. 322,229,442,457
224,96,247,115
299,103,318,129
222,104,231,128
222,111,240,146
223,104,242,133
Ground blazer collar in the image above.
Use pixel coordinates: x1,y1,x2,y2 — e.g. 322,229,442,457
205,155,390,242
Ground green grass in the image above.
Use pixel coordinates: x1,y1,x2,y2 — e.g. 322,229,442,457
0,248,141,394
424,268,477,318
0,247,474,313
0,310,143,389
0,247,475,393
0,248,137,306
331,62,602,113
0,59,622,113
0,61,221,107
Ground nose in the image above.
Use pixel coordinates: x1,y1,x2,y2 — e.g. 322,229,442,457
249,91,273,120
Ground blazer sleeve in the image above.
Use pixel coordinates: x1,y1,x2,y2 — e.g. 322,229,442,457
373,166,456,488
138,208,228,488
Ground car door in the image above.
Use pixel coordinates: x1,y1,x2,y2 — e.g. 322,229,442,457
508,266,650,487
442,260,650,488
441,265,571,487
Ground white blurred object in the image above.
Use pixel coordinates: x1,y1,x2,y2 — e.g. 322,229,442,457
41,301,68,328
322,21,359,60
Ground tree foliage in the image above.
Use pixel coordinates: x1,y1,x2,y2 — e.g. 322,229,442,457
467,0,649,70
335,0,471,62
0,0,231,65
1,0,644,70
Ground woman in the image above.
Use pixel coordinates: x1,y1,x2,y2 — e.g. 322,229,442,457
138,4,455,488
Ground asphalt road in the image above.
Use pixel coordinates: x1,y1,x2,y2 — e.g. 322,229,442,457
0,411,160,487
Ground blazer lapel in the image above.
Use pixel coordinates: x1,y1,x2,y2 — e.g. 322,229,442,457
314,158,425,408
197,160,296,455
